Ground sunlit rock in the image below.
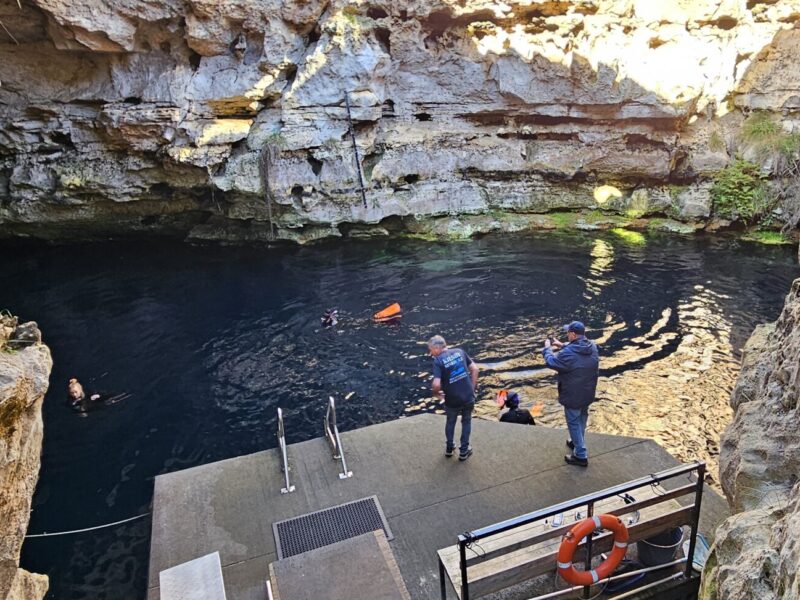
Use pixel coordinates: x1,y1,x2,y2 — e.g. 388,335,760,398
0,316,51,600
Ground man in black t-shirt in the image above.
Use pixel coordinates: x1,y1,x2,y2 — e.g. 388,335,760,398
429,335,479,461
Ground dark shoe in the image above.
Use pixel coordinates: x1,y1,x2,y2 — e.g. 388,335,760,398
459,447,473,461
566,440,575,451
564,453,588,467
445,446,455,458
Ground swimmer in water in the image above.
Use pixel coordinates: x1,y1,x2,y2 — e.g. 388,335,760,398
496,390,537,425
321,308,338,328
67,378,129,415
67,378,101,415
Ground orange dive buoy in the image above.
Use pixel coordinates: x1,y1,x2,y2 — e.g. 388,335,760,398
556,514,628,586
373,302,402,322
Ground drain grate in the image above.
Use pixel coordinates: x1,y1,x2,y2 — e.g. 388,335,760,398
273,496,393,559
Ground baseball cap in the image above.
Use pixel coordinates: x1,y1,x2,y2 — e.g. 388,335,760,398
563,321,586,335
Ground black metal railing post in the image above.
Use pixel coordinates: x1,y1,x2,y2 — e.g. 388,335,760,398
459,537,470,600
684,462,706,579
439,557,448,600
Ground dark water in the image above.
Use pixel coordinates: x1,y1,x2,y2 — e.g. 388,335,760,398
1,232,796,599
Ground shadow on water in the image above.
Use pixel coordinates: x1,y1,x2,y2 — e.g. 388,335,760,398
0,232,796,599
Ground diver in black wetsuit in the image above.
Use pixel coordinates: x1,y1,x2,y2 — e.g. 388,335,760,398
497,390,536,425
321,308,338,328
67,378,123,415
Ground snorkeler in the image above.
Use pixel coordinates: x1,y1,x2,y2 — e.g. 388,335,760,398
321,308,339,328
496,390,538,425
67,378,129,415
67,378,101,414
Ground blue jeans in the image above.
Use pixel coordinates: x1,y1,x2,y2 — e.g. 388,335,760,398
565,407,589,459
445,403,474,453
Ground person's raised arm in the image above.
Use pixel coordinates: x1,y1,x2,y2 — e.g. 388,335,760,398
542,343,572,373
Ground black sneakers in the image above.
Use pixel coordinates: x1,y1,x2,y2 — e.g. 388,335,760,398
445,446,455,458
566,440,575,451
459,447,473,461
564,453,588,467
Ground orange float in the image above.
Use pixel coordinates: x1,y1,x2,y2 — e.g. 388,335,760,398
373,302,402,322
556,514,628,586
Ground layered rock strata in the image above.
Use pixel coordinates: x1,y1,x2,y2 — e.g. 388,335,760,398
700,279,800,600
0,316,50,600
1,0,800,242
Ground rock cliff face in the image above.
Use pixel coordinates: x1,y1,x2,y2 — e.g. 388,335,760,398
1,0,799,242
0,316,50,600
700,279,800,600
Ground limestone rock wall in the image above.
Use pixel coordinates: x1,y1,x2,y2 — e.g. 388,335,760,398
0,316,51,600
1,0,800,242
700,279,800,600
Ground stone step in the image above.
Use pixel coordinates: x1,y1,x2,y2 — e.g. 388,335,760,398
159,551,227,600
268,530,410,600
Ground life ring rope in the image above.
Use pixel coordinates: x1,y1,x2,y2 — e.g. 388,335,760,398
556,513,629,586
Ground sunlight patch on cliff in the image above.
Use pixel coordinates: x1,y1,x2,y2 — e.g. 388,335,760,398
468,7,797,117
594,184,622,205
197,119,253,146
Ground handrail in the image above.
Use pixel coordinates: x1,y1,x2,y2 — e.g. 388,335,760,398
443,461,706,600
463,461,703,541
324,396,353,479
277,408,295,494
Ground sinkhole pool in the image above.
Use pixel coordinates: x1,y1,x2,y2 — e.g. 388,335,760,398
1,231,797,599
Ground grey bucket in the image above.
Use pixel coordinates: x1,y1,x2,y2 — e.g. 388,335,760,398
636,527,684,566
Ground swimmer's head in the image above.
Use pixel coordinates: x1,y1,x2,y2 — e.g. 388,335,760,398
68,378,85,400
505,391,521,409
497,390,521,409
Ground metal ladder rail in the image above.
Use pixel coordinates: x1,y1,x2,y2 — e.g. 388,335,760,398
324,396,353,479
277,408,295,493
344,91,368,209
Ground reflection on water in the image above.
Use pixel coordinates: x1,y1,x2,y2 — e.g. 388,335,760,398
582,238,615,300
0,233,796,600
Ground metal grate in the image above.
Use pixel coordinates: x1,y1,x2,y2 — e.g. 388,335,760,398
273,496,393,559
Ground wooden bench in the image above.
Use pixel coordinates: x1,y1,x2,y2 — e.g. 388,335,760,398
438,478,699,599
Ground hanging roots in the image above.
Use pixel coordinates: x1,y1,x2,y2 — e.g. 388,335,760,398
259,144,282,240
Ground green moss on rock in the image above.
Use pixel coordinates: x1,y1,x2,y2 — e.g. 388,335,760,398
740,231,794,245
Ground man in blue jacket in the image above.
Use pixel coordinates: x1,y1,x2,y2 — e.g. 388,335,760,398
542,321,599,467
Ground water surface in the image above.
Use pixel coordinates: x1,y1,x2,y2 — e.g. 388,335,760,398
1,232,796,599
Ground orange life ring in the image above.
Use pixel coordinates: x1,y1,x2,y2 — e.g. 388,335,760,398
556,514,628,586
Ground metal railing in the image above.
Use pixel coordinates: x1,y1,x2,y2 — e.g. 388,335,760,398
277,408,295,494
439,461,706,600
324,396,353,479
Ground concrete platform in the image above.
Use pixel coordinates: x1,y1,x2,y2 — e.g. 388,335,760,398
147,414,728,600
